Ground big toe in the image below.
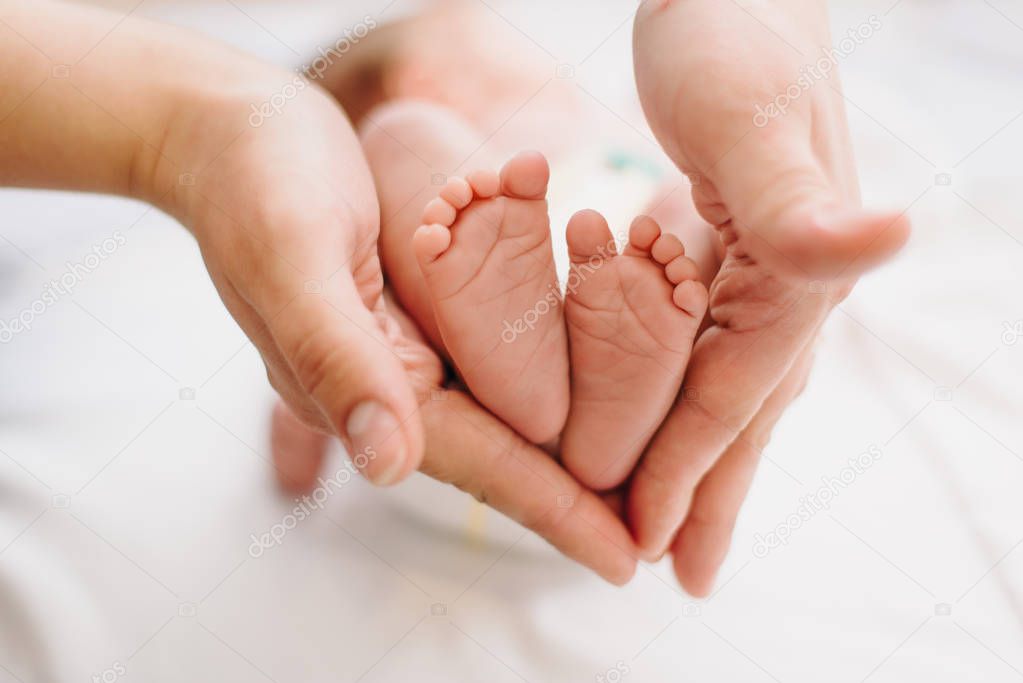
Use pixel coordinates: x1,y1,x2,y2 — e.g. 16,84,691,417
500,150,550,199
566,209,616,262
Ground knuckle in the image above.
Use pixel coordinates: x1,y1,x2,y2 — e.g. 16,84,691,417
268,370,329,431
464,439,521,507
431,454,493,507
525,489,579,539
293,404,330,432
641,450,700,503
688,503,738,540
286,329,360,416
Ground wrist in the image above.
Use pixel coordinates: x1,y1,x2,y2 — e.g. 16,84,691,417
0,1,296,214
131,49,296,220
136,67,285,218
145,67,361,246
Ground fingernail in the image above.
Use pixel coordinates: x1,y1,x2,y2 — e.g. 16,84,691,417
346,401,405,485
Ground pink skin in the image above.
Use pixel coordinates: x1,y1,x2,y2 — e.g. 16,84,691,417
412,151,571,445
561,211,707,491
629,0,911,594
633,0,910,281
385,1,585,158
268,0,912,596
271,102,640,586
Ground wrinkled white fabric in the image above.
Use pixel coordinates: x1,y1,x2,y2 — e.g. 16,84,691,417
1,1,1021,681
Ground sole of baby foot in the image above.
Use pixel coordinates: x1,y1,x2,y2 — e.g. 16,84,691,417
412,151,570,444
561,210,708,491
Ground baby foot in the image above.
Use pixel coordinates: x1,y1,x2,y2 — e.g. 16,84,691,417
413,152,569,444
561,210,708,491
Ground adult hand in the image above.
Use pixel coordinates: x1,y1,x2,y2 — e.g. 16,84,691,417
271,292,638,585
628,0,911,594
1,2,424,485
151,67,637,585
0,0,637,585
148,81,428,488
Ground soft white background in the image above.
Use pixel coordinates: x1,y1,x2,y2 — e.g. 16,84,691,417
1,1,1021,681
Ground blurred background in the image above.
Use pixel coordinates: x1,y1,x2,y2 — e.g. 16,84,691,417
1,0,1021,680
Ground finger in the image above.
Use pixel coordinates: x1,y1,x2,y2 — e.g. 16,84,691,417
210,271,331,432
262,274,424,487
628,296,826,559
419,389,639,586
670,350,814,597
709,128,912,280
271,400,332,494
205,263,341,493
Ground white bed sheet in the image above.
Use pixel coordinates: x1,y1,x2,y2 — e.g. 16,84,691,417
1,1,1021,681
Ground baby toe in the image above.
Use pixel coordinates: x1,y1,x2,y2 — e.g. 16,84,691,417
665,255,701,285
499,151,550,200
672,279,709,319
466,169,500,198
413,224,452,266
566,209,616,263
439,177,473,209
628,215,662,252
422,197,457,227
651,233,685,265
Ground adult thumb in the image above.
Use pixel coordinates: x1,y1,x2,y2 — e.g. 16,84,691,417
711,127,911,280
266,276,424,487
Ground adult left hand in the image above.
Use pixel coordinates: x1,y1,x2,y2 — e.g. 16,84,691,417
627,0,911,595
272,291,640,586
